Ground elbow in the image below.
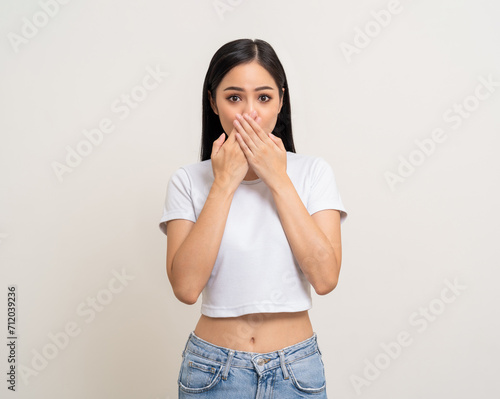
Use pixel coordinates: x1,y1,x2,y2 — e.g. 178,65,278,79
316,257,341,295
169,259,200,305
171,271,199,304
315,282,337,296
310,251,341,295
173,287,199,305
180,295,198,306
315,276,339,296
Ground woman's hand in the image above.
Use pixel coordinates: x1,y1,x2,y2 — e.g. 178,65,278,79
211,127,248,192
210,113,260,192
233,111,287,189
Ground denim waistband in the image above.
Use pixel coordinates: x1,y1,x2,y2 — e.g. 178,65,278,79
182,330,321,380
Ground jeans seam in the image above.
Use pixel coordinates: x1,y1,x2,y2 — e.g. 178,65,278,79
286,348,320,365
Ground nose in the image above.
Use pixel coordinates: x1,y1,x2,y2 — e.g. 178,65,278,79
243,107,253,117
244,100,255,116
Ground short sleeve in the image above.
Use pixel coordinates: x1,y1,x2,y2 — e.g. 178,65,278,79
307,157,348,224
158,168,197,235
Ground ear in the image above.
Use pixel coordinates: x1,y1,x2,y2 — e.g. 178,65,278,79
208,90,218,115
278,87,285,113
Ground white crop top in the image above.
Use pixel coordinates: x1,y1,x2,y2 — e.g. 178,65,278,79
159,151,347,317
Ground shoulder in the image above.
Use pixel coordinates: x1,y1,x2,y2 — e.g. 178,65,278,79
171,159,212,181
286,151,331,176
286,151,315,166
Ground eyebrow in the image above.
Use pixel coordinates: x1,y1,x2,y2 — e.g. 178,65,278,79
223,86,274,92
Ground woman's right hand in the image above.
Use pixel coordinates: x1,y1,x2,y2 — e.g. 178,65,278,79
211,124,249,192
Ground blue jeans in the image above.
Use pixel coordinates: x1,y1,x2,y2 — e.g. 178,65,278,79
178,330,328,398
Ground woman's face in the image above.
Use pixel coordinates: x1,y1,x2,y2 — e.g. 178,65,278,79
209,60,284,137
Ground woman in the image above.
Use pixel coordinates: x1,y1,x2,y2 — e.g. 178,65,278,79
159,38,347,398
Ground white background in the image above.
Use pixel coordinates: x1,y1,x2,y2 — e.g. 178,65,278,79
1,0,499,398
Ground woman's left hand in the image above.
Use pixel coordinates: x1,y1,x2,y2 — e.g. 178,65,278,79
233,111,287,188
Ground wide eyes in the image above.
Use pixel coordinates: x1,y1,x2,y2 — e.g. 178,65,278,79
227,94,271,103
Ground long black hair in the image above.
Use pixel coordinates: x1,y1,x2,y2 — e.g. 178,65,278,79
200,38,296,161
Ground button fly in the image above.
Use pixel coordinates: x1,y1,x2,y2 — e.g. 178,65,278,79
257,358,265,366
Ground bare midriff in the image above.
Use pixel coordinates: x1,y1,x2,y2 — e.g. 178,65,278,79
193,310,314,354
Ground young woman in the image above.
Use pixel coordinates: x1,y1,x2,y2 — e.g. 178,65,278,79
159,38,347,398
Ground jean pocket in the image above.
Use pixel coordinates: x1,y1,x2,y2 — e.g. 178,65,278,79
178,352,222,393
286,350,326,394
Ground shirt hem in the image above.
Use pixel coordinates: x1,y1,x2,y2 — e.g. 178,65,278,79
309,203,347,224
201,301,312,318
159,212,197,235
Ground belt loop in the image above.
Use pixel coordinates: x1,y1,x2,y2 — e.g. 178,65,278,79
315,333,322,356
222,350,235,380
182,331,193,358
278,350,289,380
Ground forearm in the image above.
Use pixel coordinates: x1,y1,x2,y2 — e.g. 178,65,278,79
172,181,235,303
269,175,339,295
